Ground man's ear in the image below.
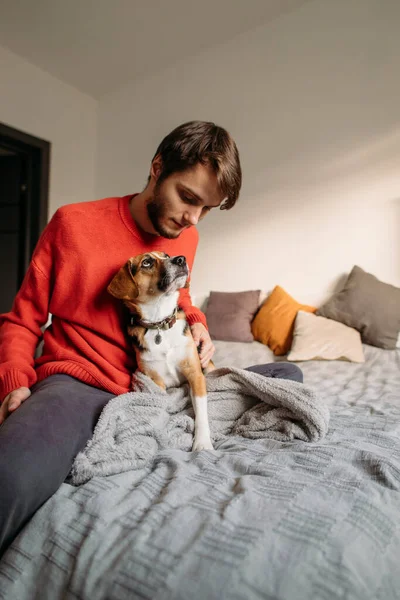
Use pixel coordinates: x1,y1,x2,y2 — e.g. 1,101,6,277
107,263,138,300
150,154,163,182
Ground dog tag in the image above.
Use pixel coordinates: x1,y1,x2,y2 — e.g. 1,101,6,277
155,332,162,345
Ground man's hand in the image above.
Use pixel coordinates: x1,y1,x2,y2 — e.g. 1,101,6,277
190,322,215,369
0,387,31,425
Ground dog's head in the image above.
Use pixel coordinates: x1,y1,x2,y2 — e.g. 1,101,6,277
107,251,189,306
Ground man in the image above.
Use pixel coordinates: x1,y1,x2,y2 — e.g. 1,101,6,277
0,120,302,557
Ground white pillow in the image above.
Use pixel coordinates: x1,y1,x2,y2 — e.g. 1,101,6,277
287,311,365,363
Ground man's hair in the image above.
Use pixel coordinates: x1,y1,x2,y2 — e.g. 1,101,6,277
150,120,242,210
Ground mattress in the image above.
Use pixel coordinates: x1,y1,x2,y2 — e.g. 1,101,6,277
1,343,399,600
214,340,400,413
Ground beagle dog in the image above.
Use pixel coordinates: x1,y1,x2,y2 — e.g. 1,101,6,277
108,251,214,451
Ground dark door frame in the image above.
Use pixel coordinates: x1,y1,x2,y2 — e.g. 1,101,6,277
0,122,50,284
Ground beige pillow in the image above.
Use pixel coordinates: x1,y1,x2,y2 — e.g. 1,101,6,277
287,311,365,363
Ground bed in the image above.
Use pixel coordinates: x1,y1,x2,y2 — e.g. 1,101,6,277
0,341,399,600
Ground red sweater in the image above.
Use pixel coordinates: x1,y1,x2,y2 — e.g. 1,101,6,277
0,195,207,401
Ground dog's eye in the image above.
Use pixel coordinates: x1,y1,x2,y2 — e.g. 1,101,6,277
141,258,154,269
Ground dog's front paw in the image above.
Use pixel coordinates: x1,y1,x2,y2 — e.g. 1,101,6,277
192,434,214,452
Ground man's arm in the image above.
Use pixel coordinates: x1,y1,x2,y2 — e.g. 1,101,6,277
0,264,51,400
178,285,208,329
177,227,208,328
0,221,54,402
179,285,215,369
177,228,215,368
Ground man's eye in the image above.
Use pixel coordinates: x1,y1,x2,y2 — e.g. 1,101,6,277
182,195,197,205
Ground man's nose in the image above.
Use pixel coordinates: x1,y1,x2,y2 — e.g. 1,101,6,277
183,207,202,225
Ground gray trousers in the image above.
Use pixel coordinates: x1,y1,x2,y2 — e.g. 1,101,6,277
0,362,302,558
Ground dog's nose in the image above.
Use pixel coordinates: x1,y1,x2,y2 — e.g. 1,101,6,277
171,256,186,267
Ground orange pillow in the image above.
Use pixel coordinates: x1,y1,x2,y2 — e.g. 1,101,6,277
251,286,317,355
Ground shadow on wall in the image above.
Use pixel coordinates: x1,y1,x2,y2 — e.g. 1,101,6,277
322,194,400,298
329,273,347,296
241,125,400,227
196,125,400,245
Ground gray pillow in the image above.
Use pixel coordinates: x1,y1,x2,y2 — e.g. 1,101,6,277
317,265,400,349
205,290,261,342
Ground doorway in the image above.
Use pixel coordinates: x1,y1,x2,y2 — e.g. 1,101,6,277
0,123,50,313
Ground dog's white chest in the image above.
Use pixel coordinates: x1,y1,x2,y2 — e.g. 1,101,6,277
143,319,190,387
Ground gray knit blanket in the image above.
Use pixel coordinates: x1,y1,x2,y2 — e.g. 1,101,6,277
71,367,330,485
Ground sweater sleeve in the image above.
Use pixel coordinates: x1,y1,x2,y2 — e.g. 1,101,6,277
178,285,208,329
177,227,208,329
0,220,55,402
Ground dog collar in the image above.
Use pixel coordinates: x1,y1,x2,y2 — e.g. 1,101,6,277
130,307,178,345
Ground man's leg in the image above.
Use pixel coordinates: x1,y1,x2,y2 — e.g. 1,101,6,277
0,374,114,558
245,362,303,383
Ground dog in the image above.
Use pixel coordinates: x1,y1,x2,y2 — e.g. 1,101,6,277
108,251,214,451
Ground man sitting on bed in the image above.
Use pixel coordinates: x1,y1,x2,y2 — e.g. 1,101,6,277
0,120,302,558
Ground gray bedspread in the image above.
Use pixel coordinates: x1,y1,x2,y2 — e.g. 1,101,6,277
1,345,400,600
71,367,329,485
214,342,400,414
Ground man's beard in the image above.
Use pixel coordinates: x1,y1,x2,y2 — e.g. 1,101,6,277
147,184,180,239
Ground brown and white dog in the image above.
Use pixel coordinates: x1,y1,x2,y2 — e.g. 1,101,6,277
108,251,214,451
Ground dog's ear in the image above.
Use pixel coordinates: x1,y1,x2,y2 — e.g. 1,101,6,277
107,263,139,300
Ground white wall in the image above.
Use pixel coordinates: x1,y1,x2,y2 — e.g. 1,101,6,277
0,45,97,219
96,0,400,306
